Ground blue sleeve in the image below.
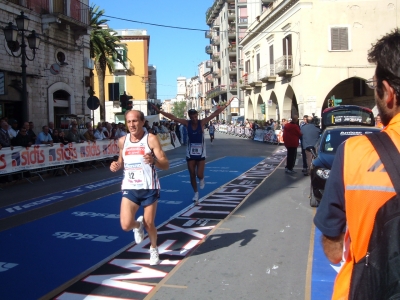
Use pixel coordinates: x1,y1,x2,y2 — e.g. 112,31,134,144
313,142,346,237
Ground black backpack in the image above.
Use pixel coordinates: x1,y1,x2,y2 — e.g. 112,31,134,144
349,132,400,300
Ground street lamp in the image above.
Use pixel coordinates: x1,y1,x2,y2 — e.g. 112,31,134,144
3,11,40,123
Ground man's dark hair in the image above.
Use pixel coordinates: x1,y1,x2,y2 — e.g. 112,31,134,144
368,28,400,104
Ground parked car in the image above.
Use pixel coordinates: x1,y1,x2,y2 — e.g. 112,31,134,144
309,125,381,207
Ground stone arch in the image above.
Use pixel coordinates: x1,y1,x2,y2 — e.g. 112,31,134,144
48,82,75,123
323,76,374,116
247,96,254,120
256,95,264,121
282,85,298,118
267,91,279,122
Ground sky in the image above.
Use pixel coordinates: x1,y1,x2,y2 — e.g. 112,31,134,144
93,0,214,101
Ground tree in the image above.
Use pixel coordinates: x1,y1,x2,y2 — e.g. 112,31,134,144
172,101,187,118
90,5,126,121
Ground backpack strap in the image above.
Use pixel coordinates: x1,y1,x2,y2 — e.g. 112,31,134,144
366,132,400,195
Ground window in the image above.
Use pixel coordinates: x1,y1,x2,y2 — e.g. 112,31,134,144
256,53,260,71
283,34,292,56
330,27,350,51
269,45,274,64
115,76,126,95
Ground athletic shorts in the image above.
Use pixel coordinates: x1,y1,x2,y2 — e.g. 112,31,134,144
186,157,206,162
209,133,214,137
122,189,159,206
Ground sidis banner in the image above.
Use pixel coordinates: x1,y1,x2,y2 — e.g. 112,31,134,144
0,140,120,175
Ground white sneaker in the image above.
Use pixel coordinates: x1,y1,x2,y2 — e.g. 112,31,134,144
193,192,199,202
133,216,144,244
150,247,160,265
199,179,205,189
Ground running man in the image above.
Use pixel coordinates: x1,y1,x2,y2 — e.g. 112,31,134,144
152,97,234,202
208,121,216,144
110,110,169,265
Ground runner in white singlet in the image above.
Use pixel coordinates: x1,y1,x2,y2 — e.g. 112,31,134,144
110,110,169,266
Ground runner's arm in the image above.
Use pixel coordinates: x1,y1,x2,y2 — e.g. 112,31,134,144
201,96,235,126
147,134,169,170
151,104,188,126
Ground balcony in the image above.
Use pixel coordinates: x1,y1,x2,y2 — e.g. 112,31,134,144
258,64,277,82
212,69,221,78
205,30,212,38
240,76,252,90
230,82,238,93
205,74,214,83
114,61,129,71
41,0,90,36
228,45,237,57
248,72,262,87
228,29,236,39
206,60,213,68
212,52,220,62
229,62,237,75
228,9,236,21
211,36,220,46
205,45,213,54
275,55,293,77
261,0,274,3
206,85,227,99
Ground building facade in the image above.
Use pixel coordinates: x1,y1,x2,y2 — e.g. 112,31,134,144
0,0,91,129
92,28,156,123
239,0,398,122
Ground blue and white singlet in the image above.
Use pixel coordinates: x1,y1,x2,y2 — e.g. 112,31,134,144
121,132,160,190
186,120,206,160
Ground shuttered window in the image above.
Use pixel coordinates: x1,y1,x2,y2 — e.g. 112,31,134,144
331,27,349,50
115,76,126,95
256,53,260,71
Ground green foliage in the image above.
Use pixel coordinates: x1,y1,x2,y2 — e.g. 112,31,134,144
171,101,187,119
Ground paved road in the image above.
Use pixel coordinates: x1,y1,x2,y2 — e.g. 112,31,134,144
0,132,326,300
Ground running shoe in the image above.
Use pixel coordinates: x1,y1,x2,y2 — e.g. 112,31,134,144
285,169,296,174
302,168,308,173
193,192,199,202
150,247,161,265
133,216,144,244
199,179,205,189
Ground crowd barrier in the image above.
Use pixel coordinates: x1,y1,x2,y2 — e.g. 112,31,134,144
216,125,284,144
0,132,181,180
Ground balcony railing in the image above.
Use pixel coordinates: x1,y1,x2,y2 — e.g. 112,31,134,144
205,74,213,83
275,55,293,76
212,69,221,78
205,45,213,54
114,61,129,71
228,9,236,21
206,85,227,99
229,62,237,75
258,64,277,82
212,52,220,62
228,29,236,38
10,0,90,26
211,36,220,46
206,60,213,68
228,45,237,57
205,30,212,38
248,72,262,87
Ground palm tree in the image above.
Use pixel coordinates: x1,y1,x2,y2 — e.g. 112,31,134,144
90,5,126,121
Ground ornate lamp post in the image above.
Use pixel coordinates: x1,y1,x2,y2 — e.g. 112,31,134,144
3,11,40,123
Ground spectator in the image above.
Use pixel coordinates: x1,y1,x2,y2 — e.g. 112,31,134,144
300,115,309,174
282,115,301,174
12,127,32,147
175,123,181,141
83,128,96,142
179,122,188,145
27,121,37,145
94,124,107,140
8,120,19,142
280,119,287,130
300,116,320,176
36,125,53,146
0,120,13,150
52,129,69,145
66,125,86,143
84,121,93,135
48,121,55,137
